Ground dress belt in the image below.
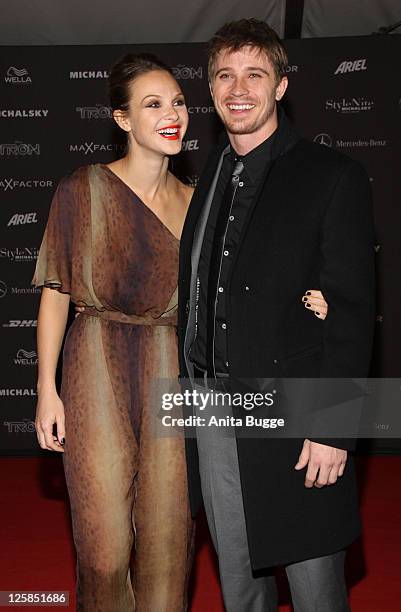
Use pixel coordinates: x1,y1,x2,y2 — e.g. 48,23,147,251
80,306,177,326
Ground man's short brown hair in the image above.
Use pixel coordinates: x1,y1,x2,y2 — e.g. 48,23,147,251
208,18,288,83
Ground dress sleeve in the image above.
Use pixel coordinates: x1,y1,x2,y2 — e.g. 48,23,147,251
32,175,76,293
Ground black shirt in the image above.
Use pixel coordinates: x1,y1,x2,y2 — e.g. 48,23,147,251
189,128,277,374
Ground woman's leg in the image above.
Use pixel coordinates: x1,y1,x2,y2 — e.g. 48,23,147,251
132,328,195,611
61,317,138,611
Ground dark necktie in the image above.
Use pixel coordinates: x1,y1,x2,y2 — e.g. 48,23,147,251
206,157,245,376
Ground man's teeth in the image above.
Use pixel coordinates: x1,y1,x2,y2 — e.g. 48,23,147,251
157,128,179,134
227,104,255,110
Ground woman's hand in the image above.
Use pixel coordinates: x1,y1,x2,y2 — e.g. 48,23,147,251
301,289,328,320
35,386,65,452
75,305,85,318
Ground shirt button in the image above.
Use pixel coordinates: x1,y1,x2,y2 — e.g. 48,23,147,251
245,285,249,291
273,358,278,364
221,323,227,329
239,181,244,187
224,250,229,256
229,215,234,221
225,361,229,367
218,286,224,293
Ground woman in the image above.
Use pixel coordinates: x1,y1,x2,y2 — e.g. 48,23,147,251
33,53,327,611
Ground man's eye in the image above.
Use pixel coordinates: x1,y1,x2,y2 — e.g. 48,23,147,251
219,73,230,79
249,73,262,78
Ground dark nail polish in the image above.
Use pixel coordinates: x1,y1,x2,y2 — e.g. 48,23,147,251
315,312,320,316
306,303,311,308
306,291,311,296
302,297,307,302
60,437,65,445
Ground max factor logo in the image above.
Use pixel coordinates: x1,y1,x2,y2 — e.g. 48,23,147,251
70,70,109,79
76,105,112,119
188,106,215,114
334,59,367,75
325,97,374,113
2,319,37,327
0,142,40,156
4,66,32,84
0,178,53,191
7,212,38,226
69,142,125,155
172,65,203,79
0,109,48,118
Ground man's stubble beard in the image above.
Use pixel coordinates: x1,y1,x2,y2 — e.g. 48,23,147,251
217,98,276,136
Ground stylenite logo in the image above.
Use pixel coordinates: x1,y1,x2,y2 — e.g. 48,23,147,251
0,247,39,262
4,66,32,84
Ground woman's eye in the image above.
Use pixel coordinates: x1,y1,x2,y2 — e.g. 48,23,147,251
174,99,186,106
147,101,160,108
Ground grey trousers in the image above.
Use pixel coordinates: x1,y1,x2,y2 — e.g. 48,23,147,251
193,384,350,612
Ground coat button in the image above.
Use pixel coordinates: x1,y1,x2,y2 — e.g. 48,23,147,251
185,300,189,315
273,358,278,364
245,285,249,291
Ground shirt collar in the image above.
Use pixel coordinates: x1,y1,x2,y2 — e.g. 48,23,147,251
227,125,278,185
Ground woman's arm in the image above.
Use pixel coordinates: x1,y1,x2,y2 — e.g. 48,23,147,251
35,287,70,452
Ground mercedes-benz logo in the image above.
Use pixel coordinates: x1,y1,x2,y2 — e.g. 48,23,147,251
0,280,7,298
314,133,333,147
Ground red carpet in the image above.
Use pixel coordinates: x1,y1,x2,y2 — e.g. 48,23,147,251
0,456,400,610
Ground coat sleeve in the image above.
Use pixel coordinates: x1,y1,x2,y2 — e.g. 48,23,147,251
308,159,376,451
31,175,76,293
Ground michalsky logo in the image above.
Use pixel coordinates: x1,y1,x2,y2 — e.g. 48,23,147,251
14,349,38,366
7,212,38,226
0,247,39,262
0,178,53,191
0,388,37,397
0,142,40,156
334,59,367,75
4,66,32,84
325,97,374,113
188,106,215,114
172,65,203,79
70,70,109,79
76,105,112,119
182,139,199,151
0,109,48,119
314,133,386,149
69,142,125,155
2,319,37,327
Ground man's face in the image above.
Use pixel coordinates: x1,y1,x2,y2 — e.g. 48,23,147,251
209,45,287,136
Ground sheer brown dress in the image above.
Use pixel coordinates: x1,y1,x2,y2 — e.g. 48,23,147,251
32,164,195,611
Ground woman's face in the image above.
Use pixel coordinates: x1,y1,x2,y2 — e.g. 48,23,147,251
117,69,189,156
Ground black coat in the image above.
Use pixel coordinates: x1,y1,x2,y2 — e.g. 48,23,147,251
177,112,375,569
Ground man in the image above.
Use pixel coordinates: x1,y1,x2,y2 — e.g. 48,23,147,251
177,18,375,612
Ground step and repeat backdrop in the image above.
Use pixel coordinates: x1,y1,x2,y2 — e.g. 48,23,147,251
0,35,400,454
